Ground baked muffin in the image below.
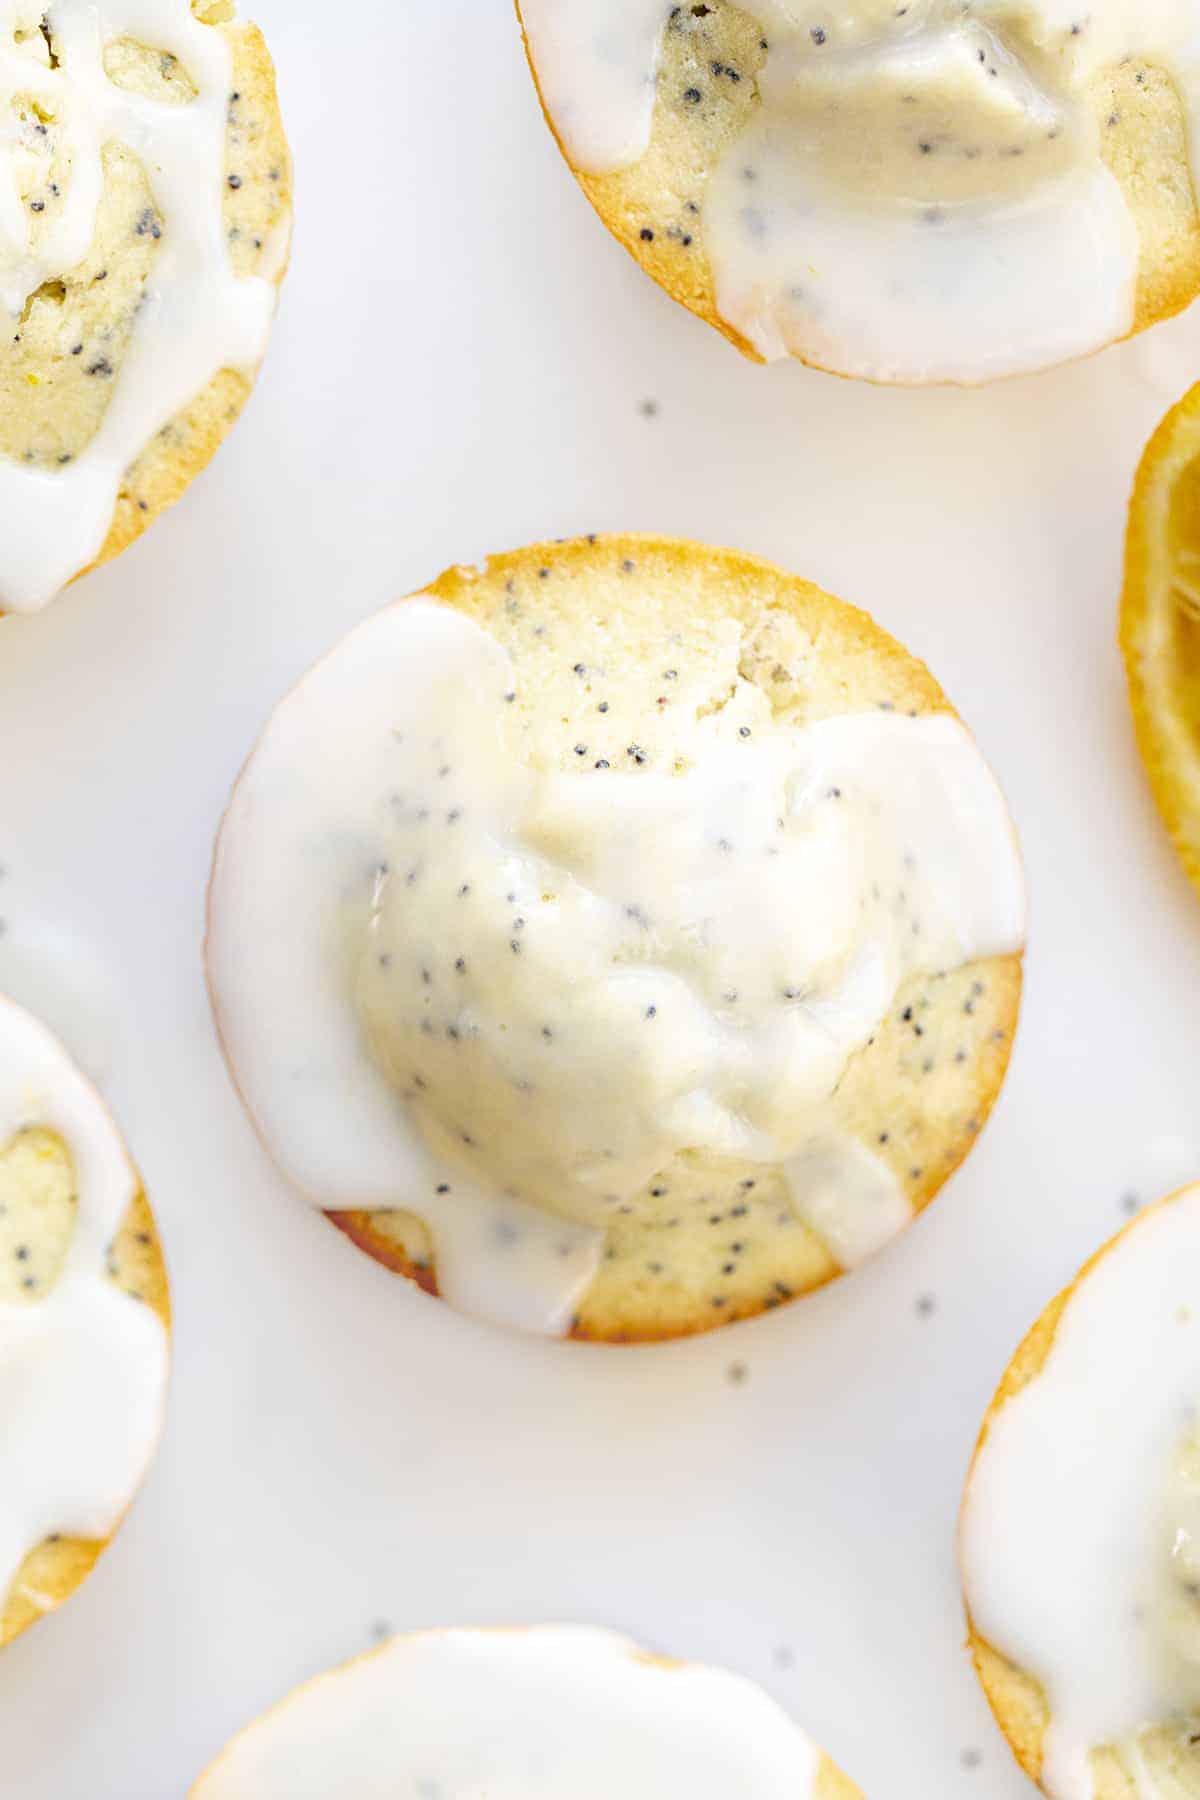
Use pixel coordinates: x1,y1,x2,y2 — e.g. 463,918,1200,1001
207,534,1025,1342
0,0,292,614
961,1184,1200,1797
0,994,170,1648
517,2,1200,385
191,1624,863,1797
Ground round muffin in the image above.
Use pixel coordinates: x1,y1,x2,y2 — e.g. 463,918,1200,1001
207,533,1024,1342
517,2,1200,385
0,993,170,1648
0,0,292,614
961,1185,1200,1797
191,1624,863,1797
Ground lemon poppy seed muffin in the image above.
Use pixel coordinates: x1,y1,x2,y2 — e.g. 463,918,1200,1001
207,535,1025,1342
0,994,170,1648
207,534,1024,1342
204,532,1021,1339
517,1,1200,385
961,1185,1200,1798
191,1625,863,1798
0,0,292,614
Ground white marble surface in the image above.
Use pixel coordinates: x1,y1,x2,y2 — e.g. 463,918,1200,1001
1,3,1199,1793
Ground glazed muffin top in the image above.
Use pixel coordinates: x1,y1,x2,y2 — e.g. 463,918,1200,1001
962,1184,1200,1797
191,1625,863,1798
0,993,169,1648
208,534,1024,1341
0,0,290,613
518,2,1200,384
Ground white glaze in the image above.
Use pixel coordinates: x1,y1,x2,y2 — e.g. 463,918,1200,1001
520,0,1200,382
524,0,668,171
0,0,281,612
785,1131,912,1269
0,994,167,1613
192,1625,828,1798
961,1185,1200,1798
207,592,1024,1336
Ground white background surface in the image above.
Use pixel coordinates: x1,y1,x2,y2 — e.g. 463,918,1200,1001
2,3,1200,1794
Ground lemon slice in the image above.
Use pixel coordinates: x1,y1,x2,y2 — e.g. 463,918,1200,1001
1122,382,1200,894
